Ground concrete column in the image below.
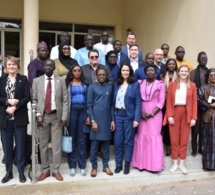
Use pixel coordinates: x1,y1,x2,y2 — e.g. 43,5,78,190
23,0,39,76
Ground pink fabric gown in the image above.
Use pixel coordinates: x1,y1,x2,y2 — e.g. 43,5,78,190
131,80,165,171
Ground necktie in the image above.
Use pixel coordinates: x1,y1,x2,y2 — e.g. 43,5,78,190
117,53,120,66
44,78,52,114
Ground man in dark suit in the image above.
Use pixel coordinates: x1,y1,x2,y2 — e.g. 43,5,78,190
129,45,145,73
154,48,166,77
121,32,143,61
32,59,68,181
0,55,4,77
113,40,129,67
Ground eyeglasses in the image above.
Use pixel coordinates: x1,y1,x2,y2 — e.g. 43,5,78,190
109,56,117,59
62,47,70,51
209,74,215,77
102,35,109,37
176,51,185,54
147,58,154,60
155,54,163,56
161,48,169,50
73,69,81,72
90,56,99,59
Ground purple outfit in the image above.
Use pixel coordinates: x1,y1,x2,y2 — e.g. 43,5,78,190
131,80,165,171
28,58,45,87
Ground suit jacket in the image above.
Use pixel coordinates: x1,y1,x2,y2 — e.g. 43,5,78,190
118,52,129,67
0,66,5,77
121,45,143,61
166,81,197,123
82,64,114,86
0,74,31,129
32,74,68,123
114,82,141,122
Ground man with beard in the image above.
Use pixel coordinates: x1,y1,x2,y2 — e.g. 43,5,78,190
190,52,208,157
75,33,105,66
28,41,49,87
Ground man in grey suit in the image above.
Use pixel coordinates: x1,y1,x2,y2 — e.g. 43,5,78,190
32,59,68,181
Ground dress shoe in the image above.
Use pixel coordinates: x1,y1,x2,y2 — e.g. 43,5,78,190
19,173,26,183
52,172,63,181
91,169,97,177
1,156,5,164
191,152,197,157
114,166,122,173
37,171,50,181
124,162,130,175
103,167,113,176
1,172,13,183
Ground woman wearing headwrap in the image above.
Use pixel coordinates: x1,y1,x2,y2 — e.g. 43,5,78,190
54,42,78,79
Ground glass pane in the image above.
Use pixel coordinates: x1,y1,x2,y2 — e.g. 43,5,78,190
0,19,21,29
57,34,72,45
39,22,72,32
75,24,114,35
74,34,85,50
5,32,20,58
39,32,55,52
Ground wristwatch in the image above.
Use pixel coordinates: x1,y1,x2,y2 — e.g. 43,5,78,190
91,120,95,123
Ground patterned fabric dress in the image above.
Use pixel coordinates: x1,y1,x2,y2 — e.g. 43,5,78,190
202,85,215,170
131,80,165,171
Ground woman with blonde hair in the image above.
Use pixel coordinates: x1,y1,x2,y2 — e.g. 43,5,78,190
0,56,30,183
166,65,197,174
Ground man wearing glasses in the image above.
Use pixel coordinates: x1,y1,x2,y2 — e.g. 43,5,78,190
82,49,114,86
94,31,113,55
75,34,106,66
175,46,193,71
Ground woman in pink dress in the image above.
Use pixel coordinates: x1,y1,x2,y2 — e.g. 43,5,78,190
131,64,166,172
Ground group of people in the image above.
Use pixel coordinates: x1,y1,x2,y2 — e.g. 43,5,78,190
0,30,214,184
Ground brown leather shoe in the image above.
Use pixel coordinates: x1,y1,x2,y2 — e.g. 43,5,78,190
90,169,97,177
52,172,63,181
37,171,50,181
103,168,113,176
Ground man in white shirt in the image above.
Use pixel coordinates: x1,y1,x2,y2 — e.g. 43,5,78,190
50,32,76,60
94,31,113,55
129,45,144,72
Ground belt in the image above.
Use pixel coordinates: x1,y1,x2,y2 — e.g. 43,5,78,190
116,108,126,111
44,110,57,115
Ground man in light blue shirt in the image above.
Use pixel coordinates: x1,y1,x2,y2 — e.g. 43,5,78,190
75,33,105,66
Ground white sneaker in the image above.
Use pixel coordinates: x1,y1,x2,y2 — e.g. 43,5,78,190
179,165,188,174
169,164,178,173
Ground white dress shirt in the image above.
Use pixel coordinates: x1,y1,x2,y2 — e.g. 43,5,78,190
130,58,139,72
175,83,187,105
93,42,113,55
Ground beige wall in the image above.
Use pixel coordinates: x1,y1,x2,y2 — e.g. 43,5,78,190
39,0,123,39
122,0,215,68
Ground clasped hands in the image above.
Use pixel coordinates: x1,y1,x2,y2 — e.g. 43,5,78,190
141,112,153,120
6,99,19,114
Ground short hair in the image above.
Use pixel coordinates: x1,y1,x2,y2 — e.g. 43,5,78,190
144,52,154,62
4,56,20,74
113,40,121,45
127,31,136,37
197,51,207,62
88,49,99,57
84,33,93,41
161,43,169,49
116,62,136,85
96,67,107,76
175,46,184,52
129,44,139,50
